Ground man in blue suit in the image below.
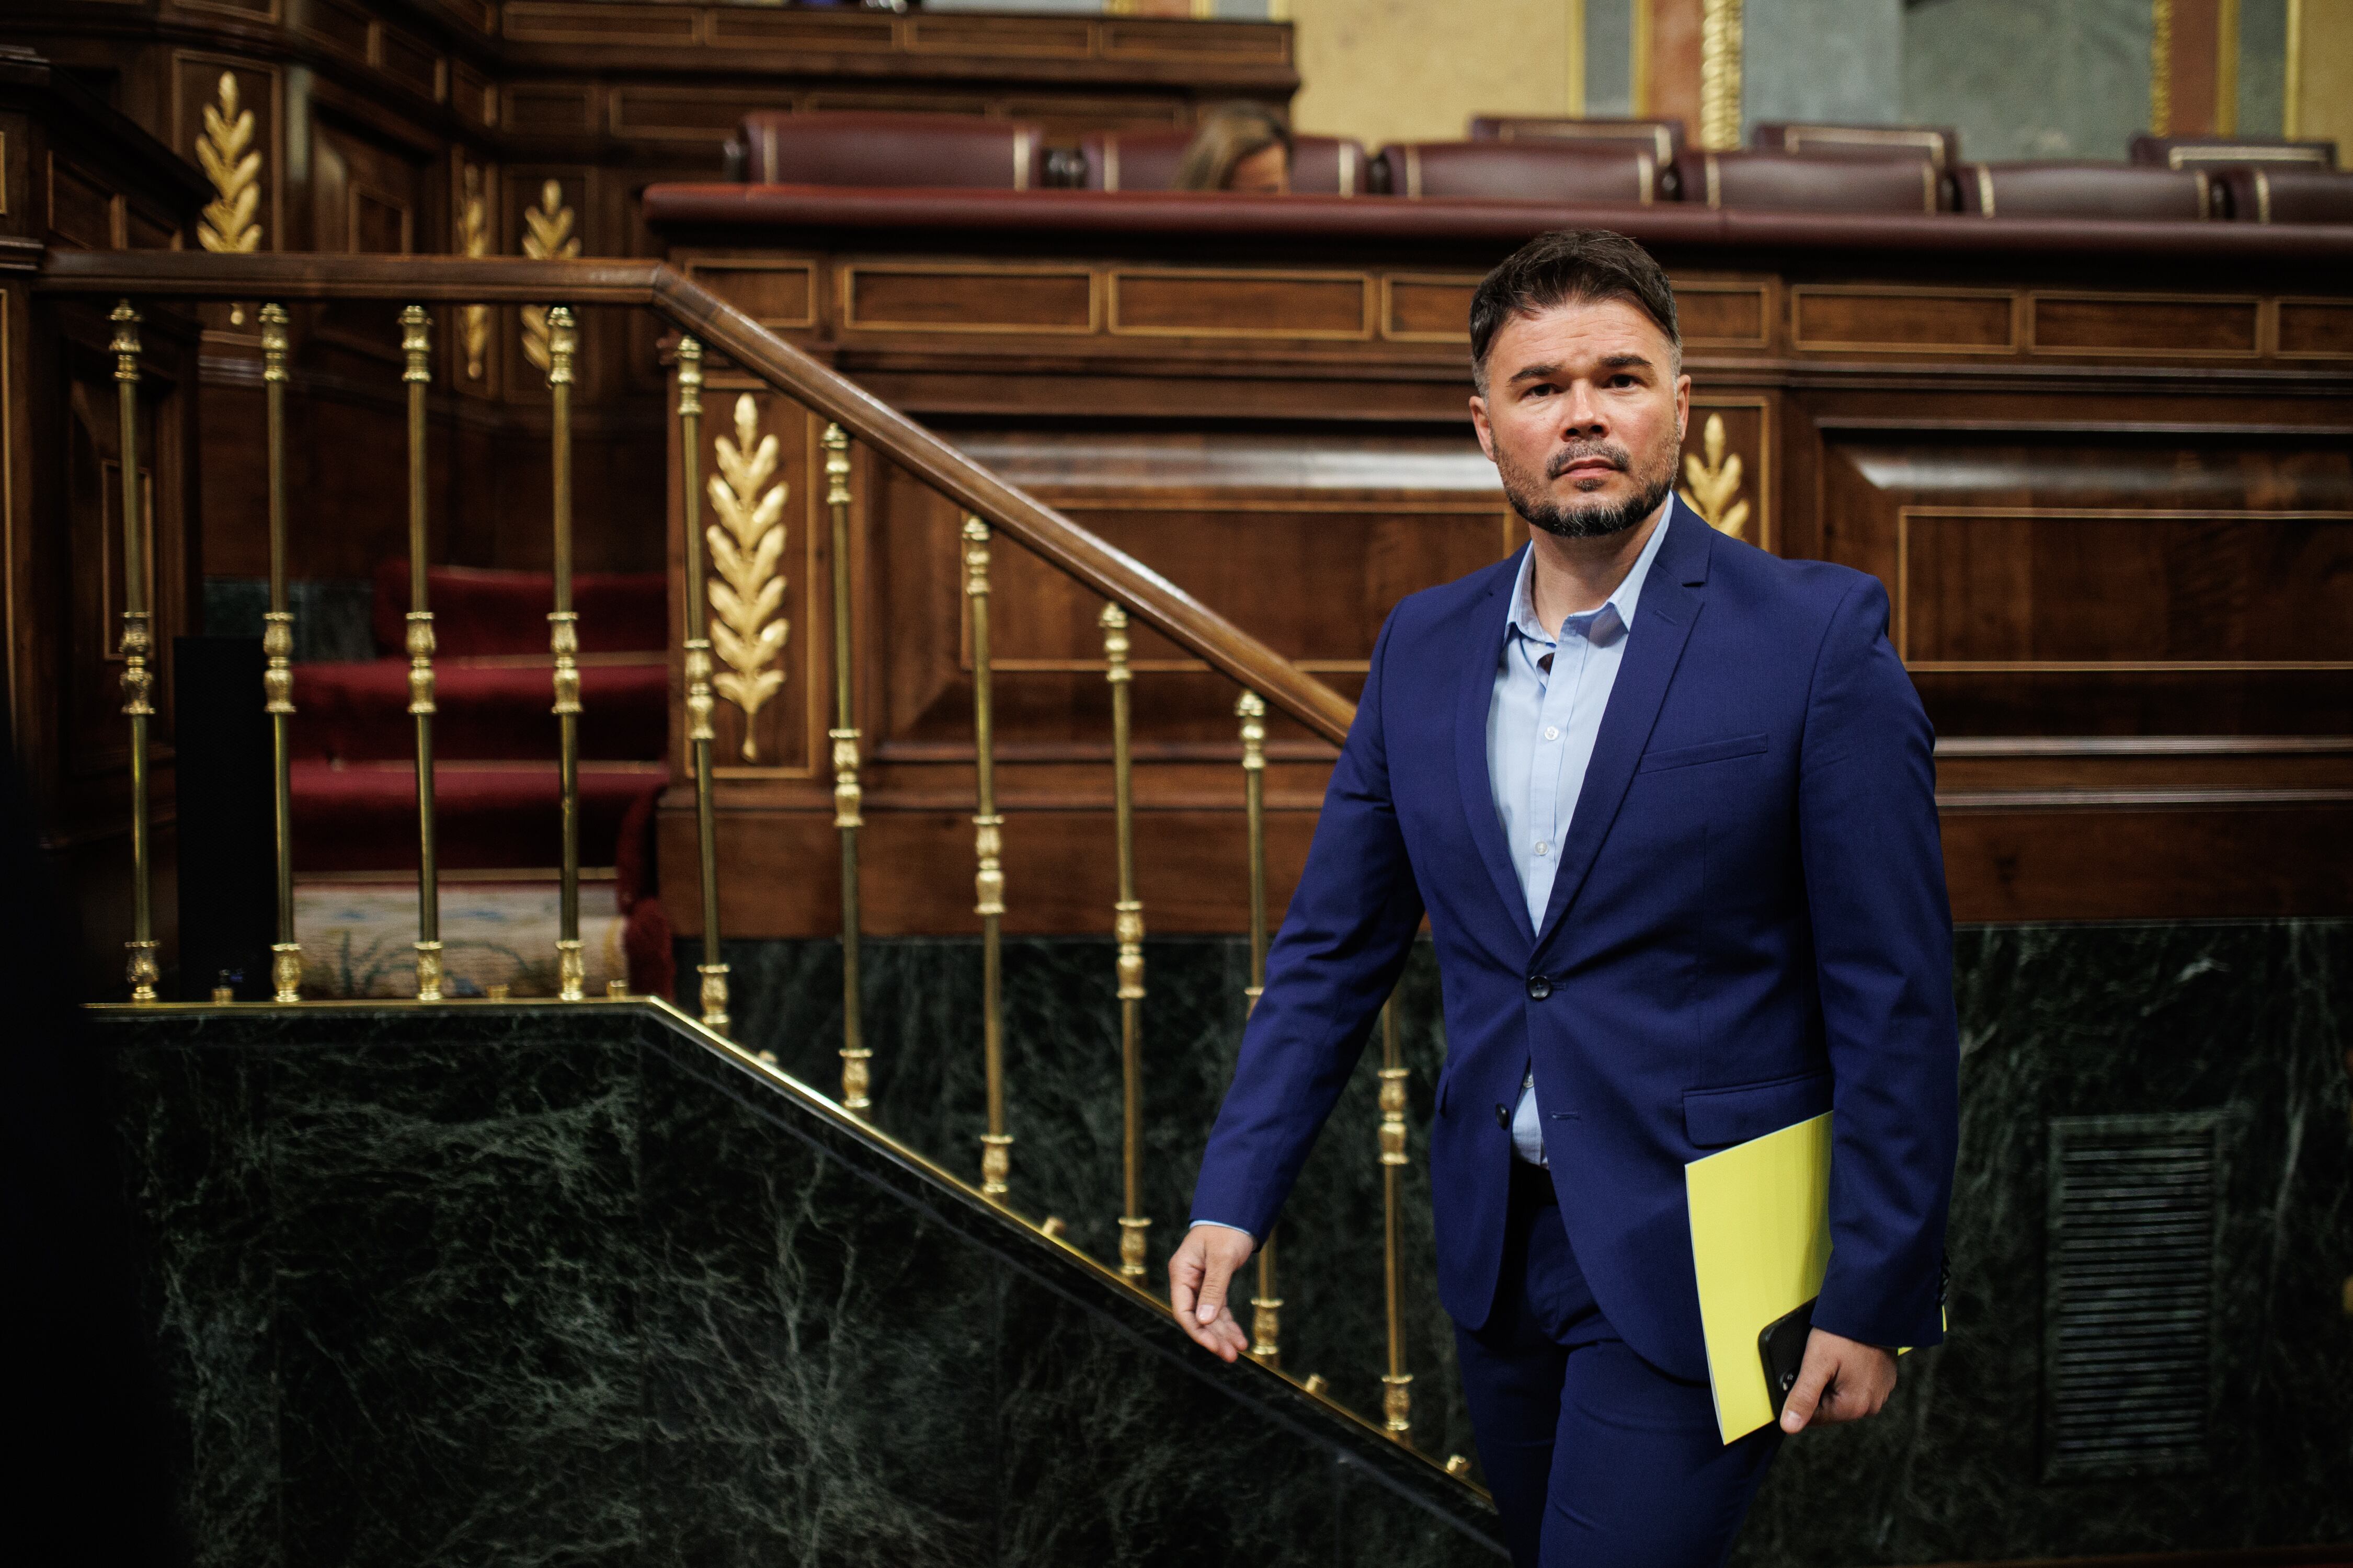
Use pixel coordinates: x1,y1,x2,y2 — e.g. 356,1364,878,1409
1169,230,1958,1567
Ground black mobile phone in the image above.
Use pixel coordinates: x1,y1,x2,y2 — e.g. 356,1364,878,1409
1758,1297,1817,1421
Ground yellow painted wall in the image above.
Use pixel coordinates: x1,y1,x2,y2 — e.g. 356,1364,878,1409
2288,0,2353,154
1283,0,1584,148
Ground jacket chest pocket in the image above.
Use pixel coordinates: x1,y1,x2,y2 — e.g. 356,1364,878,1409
1636,733,1768,774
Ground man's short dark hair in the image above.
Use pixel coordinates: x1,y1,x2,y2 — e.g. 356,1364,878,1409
1468,229,1681,393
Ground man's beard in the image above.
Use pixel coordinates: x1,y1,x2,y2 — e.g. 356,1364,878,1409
1497,436,1675,540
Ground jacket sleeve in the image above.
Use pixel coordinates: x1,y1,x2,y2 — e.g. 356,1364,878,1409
1799,575,1959,1350
1189,611,1428,1242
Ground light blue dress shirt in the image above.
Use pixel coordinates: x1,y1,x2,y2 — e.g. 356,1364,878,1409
1192,509,1673,1239
1492,509,1672,1165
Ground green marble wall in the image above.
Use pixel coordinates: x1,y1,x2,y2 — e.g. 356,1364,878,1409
90,918,2351,1565
96,1004,1503,1567
705,919,2353,1563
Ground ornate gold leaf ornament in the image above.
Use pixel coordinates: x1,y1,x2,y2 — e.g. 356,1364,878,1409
196,72,263,254
1679,413,1750,539
706,395,789,760
458,164,492,381
519,178,579,373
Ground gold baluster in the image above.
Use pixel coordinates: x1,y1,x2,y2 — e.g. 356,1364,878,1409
677,338,729,1035
401,305,442,1001
1238,689,1282,1364
1378,1001,1413,1437
111,303,158,1003
546,305,584,1001
966,516,1011,1197
827,423,869,1111
1251,1231,1282,1370
260,303,300,1002
1103,603,1150,1278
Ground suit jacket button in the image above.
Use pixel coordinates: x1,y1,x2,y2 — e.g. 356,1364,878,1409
1495,1103,1511,1129
1526,975,1551,1001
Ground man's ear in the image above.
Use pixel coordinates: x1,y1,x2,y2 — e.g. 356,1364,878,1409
1673,372,1692,444
1469,393,1497,463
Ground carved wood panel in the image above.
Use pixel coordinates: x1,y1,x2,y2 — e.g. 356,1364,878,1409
1821,433,2353,736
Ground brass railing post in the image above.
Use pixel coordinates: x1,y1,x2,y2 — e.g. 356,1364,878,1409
260,303,300,1002
827,422,869,1111
1378,1000,1413,1436
966,516,1011,1197
677,337,729,1034
546,305,584,1000
1103,602,1149,1279
1237,690,1281,1364
111,302,157,1003
401,304,442,1002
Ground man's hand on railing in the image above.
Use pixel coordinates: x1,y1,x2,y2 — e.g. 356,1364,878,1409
1168,1221,1257,1361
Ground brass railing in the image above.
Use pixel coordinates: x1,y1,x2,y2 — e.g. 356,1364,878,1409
41,251,1445,1468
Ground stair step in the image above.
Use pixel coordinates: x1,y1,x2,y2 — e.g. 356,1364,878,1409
291,659,667,763
291,759,667,873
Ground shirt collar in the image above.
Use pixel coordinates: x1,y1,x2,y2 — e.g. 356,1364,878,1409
1503,500,1674,650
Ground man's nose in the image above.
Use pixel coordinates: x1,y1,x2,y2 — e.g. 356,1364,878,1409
1558,382,1607,434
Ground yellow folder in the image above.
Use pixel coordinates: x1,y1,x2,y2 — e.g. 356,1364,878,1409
1685,1111,1833,1445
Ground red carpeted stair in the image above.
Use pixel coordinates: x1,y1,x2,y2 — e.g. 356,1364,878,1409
289,564,673,990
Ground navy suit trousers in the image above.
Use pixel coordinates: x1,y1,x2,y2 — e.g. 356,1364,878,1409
1456,1163,1780,1568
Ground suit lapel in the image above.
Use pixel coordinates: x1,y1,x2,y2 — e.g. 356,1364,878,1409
1531,503,1714,956
1453,550,1536,950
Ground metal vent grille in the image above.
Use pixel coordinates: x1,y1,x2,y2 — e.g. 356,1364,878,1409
2042,1113,2219,1481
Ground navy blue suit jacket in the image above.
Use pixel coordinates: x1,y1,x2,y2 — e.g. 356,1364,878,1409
1191,499,1958,1380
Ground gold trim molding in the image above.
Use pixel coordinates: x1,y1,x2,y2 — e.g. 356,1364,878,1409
1699,0,1743,152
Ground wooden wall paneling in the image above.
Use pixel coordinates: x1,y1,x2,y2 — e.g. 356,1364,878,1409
499,3,702,51
684,257,819,336
1820,431,2353,737
1676,280,1776,351
605,83,772,147
699,8,898,55
2028,292,2263,359
1791,285,2018,356
842,262,1096,337
1897,509,2353,667
1109,268,1373,341
1938,802,2353,922
498,79,596,138
2276,300,2353,359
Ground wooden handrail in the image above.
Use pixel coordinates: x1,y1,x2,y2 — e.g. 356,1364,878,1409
39,249,1361,745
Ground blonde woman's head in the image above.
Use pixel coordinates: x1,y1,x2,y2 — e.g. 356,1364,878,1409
1173,103,1293,193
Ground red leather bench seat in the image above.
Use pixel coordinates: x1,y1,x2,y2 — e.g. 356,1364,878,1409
1078,128,1368,195
1679,150,1946,213
1751,122,1959,168
1377,141,1665,203
1957,162,2224,221
2213,165,2353,224
2130,132,2337,170
732,111,1049,189
1468,116,1683,163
